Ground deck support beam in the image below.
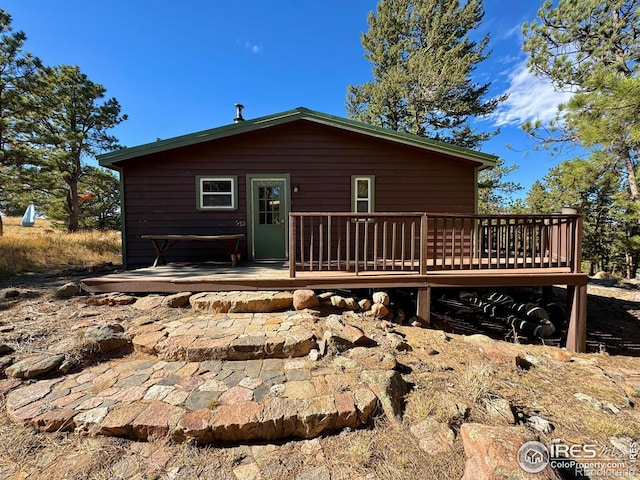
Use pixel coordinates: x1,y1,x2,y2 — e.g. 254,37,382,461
416,286,431,327
565,284,587,353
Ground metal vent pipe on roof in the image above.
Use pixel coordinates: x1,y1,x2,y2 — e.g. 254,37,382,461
234,103,245,123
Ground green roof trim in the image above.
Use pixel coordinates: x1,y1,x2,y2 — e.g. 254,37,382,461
97,107,498,168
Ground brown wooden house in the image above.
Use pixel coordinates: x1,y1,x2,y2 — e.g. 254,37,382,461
98,107,498,267
95,107,588,352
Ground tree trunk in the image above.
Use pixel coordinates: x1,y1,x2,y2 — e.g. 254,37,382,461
66,177,80,233
0,214,3,236
622,148,640,278
623,149,640,215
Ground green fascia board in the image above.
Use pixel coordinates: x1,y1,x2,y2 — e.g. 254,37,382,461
97,107,498,168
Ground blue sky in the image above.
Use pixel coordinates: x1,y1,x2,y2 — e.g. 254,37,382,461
5,1,578,200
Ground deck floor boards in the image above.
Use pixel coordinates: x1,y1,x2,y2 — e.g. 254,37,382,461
81,262,588,293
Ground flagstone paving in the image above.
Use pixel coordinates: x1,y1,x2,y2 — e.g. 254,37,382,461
4,311,394,444
130,312,318,361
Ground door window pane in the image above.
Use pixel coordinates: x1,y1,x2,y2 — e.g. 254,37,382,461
258,185,282,225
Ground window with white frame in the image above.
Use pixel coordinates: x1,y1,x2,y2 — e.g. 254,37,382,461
352,176,375,213
197,176,237,210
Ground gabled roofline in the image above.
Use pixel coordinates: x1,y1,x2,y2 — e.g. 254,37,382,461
97,107,498,168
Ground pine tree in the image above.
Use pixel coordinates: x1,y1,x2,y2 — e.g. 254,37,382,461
346,0,506,149
19,65,127,232
76,166,121,230
523,0,640,275
476,159,521,213
0,8,40,236
525,154,635,275
523,0,640,216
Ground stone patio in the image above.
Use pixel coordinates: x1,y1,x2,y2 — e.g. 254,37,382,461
131,312,318,361
4,306,406,444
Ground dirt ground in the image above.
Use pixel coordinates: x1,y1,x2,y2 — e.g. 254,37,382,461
0,267,639,479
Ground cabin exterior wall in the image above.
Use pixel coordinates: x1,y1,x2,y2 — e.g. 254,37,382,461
116,120,479,268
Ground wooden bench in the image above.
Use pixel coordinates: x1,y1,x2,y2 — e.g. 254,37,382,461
141,234,245,267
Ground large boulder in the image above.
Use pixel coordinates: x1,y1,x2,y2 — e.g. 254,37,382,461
361,369,409,424
460,423,561,480
54,282,81,299
83,324,129,353
293,290,319,310
5,354,65,379
162,292,192,308
372,291,390,306
0,288,20,300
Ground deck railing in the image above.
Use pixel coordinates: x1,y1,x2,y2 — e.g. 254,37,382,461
288,212,582,277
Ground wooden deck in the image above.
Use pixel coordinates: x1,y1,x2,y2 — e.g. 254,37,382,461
81,262,587,293
82,212,588,352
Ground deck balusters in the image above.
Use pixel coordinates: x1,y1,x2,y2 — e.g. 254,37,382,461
288,212,581,276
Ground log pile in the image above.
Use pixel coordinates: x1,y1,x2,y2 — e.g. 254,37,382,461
436,290,565,340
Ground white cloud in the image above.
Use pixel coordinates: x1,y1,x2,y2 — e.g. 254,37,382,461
497,22,523,41
244,41,261,54
491,61,573,127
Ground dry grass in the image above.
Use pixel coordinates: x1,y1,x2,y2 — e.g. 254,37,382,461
0,216,121,277
404,388,439,422
456,361,495,405
585,413,638,439
0,412,127,480
323,419,465,479
346,433,374,468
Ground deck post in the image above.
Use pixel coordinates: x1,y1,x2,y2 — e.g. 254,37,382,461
416,286,431,327
289,214,296,278
541,285,553,304
573,215,583,273
420,214,427,275
565,284,587,352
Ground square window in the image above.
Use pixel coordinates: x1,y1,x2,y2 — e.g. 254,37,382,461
197,177,237,210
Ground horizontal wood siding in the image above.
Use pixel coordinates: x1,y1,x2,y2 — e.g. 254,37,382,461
118,121,478,267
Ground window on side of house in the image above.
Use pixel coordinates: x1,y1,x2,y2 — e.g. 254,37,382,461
197,176,237,210
352,175,375,213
